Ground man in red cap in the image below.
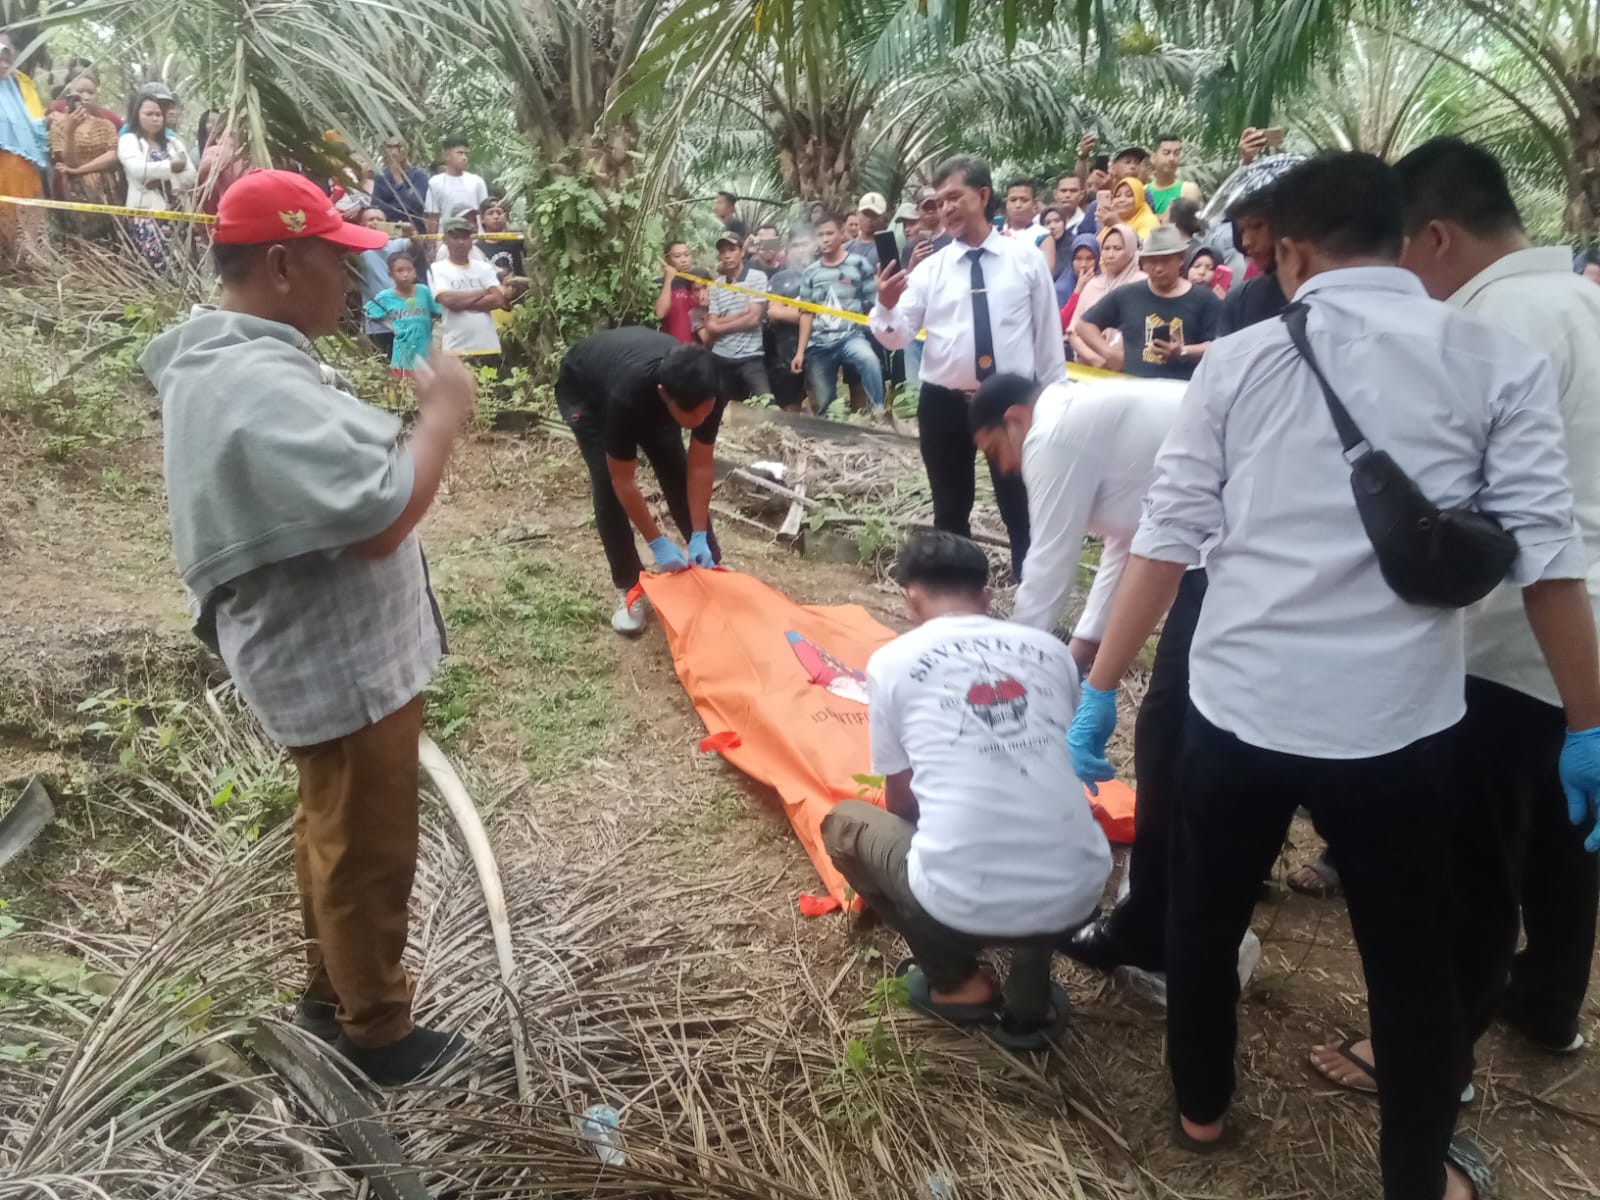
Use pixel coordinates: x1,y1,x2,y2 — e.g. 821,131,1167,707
141,170,476,1086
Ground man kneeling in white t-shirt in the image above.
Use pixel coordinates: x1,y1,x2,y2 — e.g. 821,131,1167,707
822,532,1112,1048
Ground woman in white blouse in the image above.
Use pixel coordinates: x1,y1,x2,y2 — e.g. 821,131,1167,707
118,92,196,268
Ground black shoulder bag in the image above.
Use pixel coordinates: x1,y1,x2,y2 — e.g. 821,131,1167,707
1281,301,1516,609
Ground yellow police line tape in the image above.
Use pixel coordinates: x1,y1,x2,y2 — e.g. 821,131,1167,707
2,193,1120,380
679,269,1124,382
0,193,524,238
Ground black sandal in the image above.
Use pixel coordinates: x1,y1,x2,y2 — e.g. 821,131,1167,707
1445,1133,1494,1199
989,983,1072,1053
894,959,1000,1026
1170,1109,1236,1155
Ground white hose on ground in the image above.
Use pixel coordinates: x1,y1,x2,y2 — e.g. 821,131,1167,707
417,734,532,1102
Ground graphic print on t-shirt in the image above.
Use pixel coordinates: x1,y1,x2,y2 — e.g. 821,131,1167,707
1142,313,1184,365
906,632,1068,774
966,676,1028,735
787,630,868,705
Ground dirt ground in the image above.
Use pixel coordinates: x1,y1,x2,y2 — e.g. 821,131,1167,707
3,398,1599,1199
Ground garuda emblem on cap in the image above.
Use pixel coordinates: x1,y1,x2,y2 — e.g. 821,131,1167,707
278,209,307,232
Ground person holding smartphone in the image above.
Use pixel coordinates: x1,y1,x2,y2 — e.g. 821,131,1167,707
1073,224,1220,381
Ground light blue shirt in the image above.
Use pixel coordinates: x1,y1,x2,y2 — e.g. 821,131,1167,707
0,76,46,168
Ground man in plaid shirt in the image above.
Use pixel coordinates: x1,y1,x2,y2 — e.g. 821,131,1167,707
142,170,476,1087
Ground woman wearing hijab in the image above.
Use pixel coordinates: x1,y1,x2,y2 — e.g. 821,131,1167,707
0,29,48,266
1103,178,1159,242
1070,223,1145,370
1057,231,1099,314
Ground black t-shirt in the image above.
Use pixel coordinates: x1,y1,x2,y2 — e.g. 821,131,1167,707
766,266,804,361
479,237,525,277
561,327,727,461
1082,281,1222,380
1219,270,1288,337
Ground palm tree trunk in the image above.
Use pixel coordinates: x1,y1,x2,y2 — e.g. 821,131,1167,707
1570,59,1600,244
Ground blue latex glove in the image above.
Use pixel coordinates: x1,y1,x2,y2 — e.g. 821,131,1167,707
688,530,715,569
1067,683,1119,796
648,535,689,573
1559,726,1600,853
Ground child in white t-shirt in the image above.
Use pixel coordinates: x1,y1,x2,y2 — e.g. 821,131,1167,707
821,531,1111,1051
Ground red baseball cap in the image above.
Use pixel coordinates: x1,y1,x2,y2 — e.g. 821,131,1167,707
215,169,389,250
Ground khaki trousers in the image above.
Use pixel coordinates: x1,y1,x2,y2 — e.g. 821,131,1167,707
287,695,424,1048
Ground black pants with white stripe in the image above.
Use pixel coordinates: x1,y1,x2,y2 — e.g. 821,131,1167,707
917,382,1030,577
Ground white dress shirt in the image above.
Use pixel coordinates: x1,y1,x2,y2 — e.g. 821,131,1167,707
870,230,1065,390
1132,266,1583,759
1453,246,1600,708
1011,378,1185,638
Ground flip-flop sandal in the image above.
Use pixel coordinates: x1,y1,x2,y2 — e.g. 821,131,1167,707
1309,1036,1380,1094
1446,1132,1494,1199
893,959,1000,1026
1287,856,1342,899
1310,1036,1477,1102
989,983,1072,1053
1170,1109,1237,1155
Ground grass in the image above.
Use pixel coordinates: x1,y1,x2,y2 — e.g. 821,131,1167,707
427,544,625,784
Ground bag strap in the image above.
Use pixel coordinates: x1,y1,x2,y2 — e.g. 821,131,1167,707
1282,301,1370,459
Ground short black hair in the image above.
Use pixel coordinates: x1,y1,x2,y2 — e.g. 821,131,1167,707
716,190,737,206
968,373,1041,436
815,209,845,229
212,241,266,283
1155,133,1181,147
387,250,416,269
1270,151,1403,260
1112,146,1149,164
933,154,997,219
755,222,780,237
657,345,718,407
1057,171,1080,188
1005,177,1036,197
1091,154,1110,172
893,532,990,593
442,135,468,151
1224,179,1277,225
1393,136,1524,238
666,238,688,252
1168,197,1205,238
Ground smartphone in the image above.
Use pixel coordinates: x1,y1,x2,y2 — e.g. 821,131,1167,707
874,229,901,273
1150,321,1172,344
1212,265,1233,292
65,94,82,112
1262,127,1286,148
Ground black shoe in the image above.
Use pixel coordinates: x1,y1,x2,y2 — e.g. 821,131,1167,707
1061,916,1146,972
291,998,341,1044
333,1026,468,1087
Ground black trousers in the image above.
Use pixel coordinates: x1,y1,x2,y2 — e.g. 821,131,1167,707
1455,675,1596,1048
917,383,1030,577
1169,708,1464,1200
555,371,718,591
716,354,769,405
1103,568,1208,968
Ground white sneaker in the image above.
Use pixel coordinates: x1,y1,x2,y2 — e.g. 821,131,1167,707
611,590,649,636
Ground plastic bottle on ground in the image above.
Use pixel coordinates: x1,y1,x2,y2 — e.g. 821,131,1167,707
580,1103,626,1166
919,1172,956,1200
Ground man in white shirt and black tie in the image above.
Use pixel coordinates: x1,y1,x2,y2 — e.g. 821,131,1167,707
870,155,1065,578
1068,151,1600,1200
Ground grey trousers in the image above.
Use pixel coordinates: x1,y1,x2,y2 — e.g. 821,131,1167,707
821,799,1055,1023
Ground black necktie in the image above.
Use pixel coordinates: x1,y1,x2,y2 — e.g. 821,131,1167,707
967,248,995,380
